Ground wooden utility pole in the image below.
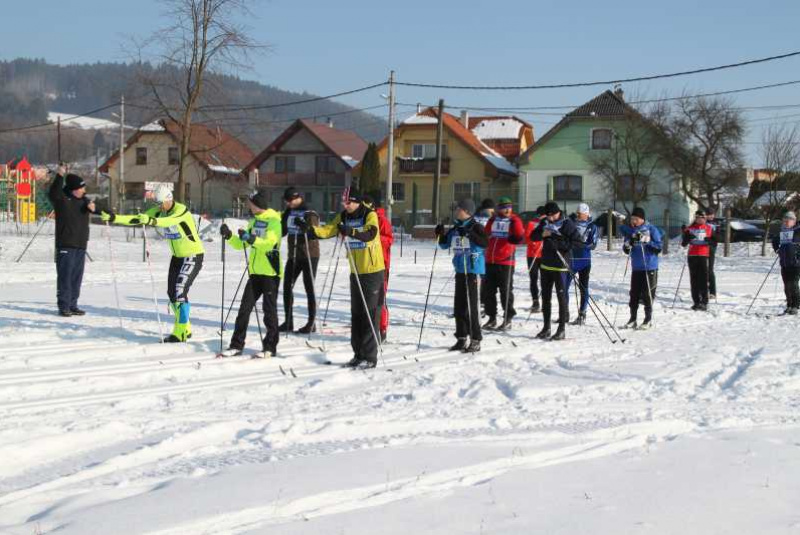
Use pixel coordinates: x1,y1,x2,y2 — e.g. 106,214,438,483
607,208,613,251
432,99,445,224
724,207,732,257
385,70,396,222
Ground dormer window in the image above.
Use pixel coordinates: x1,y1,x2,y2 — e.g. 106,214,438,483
591,128,613,150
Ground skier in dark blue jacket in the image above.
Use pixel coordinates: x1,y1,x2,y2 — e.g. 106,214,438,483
621,207,662,330
566,203,599,326
435,198,489,353
771,211,800,315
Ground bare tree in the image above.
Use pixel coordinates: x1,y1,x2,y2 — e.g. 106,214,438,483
650,96,746,213
757,125,800,255
590,109,664,215
137,0,263,203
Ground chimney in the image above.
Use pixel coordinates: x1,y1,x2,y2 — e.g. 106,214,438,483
460,110,469,128
614,84,624,100
327,117,333,128
416,103,422,113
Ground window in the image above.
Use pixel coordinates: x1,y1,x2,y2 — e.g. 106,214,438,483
453,182,480,202
392,182,406,202
168,147,180,165
552,175,582,201
591,128,613,150
411,143,447,159
136,147,148,165
616,175,648,201
315,156,336,173
275,156,295,173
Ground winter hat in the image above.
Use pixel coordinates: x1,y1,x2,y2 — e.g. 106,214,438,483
456,198,476,215
248,189,269,210
631,207,646,220
543,201,561,216
283,186,301,201
65,174,86,191
694,210,706,218
154,184,173,203
480,198,495,211
577,202,590,215
346,189,362,203
497,196,513,207
535,205,546,216
783,211,797,221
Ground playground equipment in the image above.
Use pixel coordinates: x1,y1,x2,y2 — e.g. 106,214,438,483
1,157,48,223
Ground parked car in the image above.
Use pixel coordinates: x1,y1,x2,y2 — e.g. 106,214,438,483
714,219,765,243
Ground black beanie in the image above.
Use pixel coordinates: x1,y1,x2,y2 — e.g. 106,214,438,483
65,174,86,191
631,207,646,219
346,189,362,203
480,198,495,211
543,201,560,216
283,186,301,201
249,189,269,209
536,205,546,216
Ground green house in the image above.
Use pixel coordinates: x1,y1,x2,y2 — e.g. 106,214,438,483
518,89,694,230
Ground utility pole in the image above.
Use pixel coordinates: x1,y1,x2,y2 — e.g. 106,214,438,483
432,98,445,224
118,95,125,212
57,116,62,163
385,70,396,222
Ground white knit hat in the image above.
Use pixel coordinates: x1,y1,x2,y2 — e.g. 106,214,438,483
577,203,590,215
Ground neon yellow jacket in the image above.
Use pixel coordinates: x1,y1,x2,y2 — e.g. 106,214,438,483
312,206,385,275
113,202,205,258
228,209,283,277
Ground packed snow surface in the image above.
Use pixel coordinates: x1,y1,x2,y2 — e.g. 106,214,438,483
1,221,798,534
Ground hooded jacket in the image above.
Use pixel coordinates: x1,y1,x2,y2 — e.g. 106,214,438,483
438,217,489,275
375,207,394,271
114,202,205,257
525,217,543,259
570,215,599,271
485,213,525,265
229,208,283,277
772,225,800,269
530,215,584,271
48,174,95,250
682,222,715,257
621,222,663,271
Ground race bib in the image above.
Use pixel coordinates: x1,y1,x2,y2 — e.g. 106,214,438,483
287,210,304,236
545,222,562,236
576,225,589,240
453,236,471,252
691,229,706,245
781,230,794,245
346,217,366,250
165,225,181,240
492,219,510,238
251,220,267,238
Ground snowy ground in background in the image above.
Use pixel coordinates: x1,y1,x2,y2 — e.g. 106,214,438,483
1,220,799,534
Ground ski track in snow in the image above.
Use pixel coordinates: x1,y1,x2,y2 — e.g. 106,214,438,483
1,224,799,533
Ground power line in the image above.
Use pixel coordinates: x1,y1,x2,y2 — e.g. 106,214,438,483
0,102,121,134
195,82,388,112
394,51,800,91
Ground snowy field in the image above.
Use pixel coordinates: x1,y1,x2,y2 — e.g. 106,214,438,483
1,220,799,534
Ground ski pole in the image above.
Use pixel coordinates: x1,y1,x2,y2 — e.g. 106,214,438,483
315,236,341,326
671,253,688,308
746,254,780,315
461,242,474,343
242,244,263,341
285,238,297,338
15,212,52,263
219,221,226,355
322,241,344,326
142,225,165,342
219,264,248,333
343,239,384,366
105,221,124,330
417,241,440,351
640,243,655,322
612,253,631,326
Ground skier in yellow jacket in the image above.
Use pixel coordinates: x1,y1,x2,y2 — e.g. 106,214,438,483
102,185,204,342
296,189,385,369
217,190,283,358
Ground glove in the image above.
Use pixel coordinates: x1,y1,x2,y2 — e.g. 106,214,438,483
247,233,257,245
238,228,251,243
220,223,232,240
456,226,467,237
101,211,116,223
138,213,154,226
338,222,354,237
434,224,445,237
630,232,641,244
623,244,632,255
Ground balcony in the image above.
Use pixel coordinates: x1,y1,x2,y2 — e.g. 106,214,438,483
398,157,450,175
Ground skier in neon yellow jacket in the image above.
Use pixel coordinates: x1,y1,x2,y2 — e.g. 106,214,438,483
218,190,283,358
101,185,204,342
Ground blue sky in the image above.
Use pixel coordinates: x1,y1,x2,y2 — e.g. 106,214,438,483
4,0,800,163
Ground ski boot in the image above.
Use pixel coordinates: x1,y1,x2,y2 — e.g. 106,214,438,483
482,316,498,330
296,323,316,334
217,347,243,358
278,322,293,333
463,339,481,353
571,312,586,326
449,338,468,351
549,323,566,341
535,323,551,339
530,299,541,313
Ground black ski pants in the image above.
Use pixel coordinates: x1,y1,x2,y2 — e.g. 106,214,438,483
230,275,280,352
527,257,540,302
350,270,384,363
484,263,516,319
455,273,481,341
629,270,658,320
283,256,319,328
781,266,800,309
688,256,709,306
540,268,569,326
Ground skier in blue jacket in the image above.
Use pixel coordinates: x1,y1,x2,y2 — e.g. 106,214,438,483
435,198,489,353
771,211,800,315
621,207,662,330
566,203,599,326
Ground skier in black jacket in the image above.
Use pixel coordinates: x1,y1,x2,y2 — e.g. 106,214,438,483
48,165,97,316
772,211,800,315
530,202,584,340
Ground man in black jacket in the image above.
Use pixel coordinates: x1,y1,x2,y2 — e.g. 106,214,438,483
279,187,321,333
48,165,96,316
530,202,584,340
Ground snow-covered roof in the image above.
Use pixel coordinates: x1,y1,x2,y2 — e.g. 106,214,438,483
753,191,800,207
401,114,439,125
139,121,165,132
48,111,126,131
341,155,359,168
471,118,525,140
481,152,518,174
208,164,242,175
